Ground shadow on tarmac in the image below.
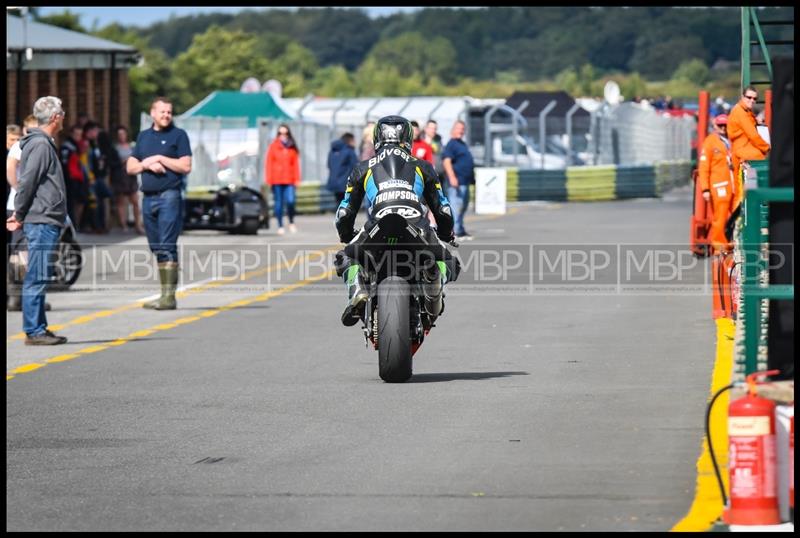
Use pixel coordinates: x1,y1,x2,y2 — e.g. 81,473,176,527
408,371,529,383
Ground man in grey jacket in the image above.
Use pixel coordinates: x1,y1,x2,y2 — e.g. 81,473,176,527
6,96,69,345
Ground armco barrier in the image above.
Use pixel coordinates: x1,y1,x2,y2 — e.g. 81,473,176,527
615,165,657,199
506,168,519,202
566,165,617,201
518,169,567,202
280,161,692,215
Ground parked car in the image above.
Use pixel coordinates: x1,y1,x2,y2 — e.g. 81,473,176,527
472,134,586,169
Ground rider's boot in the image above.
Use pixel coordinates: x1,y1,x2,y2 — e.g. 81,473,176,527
422,261,448,318
341,265,368,327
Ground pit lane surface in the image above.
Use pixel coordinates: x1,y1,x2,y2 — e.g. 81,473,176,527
7,187,714,531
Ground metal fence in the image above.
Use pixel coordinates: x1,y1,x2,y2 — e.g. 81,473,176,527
141,100,696,192
588,103,695,165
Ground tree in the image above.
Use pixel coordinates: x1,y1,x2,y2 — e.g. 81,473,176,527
36,9,86,32
310,66,356,97
672,58,710,85
620,72,649,101
361,31,458,85
171,26,274,110
92,24,183,133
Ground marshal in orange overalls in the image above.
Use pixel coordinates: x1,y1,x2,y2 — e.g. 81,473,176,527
697,116,735,254
727,97,770,208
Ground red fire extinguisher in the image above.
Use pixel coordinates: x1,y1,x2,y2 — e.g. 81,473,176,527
726,369,781,525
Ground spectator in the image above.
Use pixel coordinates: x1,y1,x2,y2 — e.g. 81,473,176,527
410,120,434,164
711,96,728,117
111,125,144,234
441,120,475,241
76,112,89,130
6,124,21,207
697,114,735,254
727,86,770,210
7,123,22,310
83,122,113,233
60,124,89,231
7,116,50,312
360,122,376,161
265,123,301,235
6,96,68,345
423,119,444,177
127,96,192,310
326,132,358,206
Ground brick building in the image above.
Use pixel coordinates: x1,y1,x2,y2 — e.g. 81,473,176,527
7,14,139,132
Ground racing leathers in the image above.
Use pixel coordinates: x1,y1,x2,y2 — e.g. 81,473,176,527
334,143,457,326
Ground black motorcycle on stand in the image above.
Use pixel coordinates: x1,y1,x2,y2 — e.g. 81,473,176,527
353,213,457,383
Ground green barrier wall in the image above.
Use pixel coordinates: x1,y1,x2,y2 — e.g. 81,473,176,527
518,169,567,202
615,165,657,199
565,165,617,201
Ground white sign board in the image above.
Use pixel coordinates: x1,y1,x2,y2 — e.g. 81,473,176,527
474,167,507,215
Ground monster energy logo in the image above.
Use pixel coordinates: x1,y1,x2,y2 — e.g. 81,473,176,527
387,237,398,245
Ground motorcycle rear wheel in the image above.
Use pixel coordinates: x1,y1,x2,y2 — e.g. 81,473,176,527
377,276,412,383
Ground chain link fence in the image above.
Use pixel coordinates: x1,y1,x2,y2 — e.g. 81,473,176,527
587,103,695,165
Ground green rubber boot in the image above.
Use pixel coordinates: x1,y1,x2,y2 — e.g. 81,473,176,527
154,262,178,310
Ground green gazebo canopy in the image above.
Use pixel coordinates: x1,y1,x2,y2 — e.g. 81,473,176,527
181,91,292,127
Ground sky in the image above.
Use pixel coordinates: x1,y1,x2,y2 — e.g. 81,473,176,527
34,6,424,29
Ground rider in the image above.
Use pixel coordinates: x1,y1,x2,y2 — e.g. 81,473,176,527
335,115,457,326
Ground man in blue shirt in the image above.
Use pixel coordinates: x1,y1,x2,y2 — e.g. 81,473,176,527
441,120,475,240
127,96,192,310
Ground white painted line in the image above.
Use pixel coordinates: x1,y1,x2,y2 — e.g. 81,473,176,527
136,276,219,302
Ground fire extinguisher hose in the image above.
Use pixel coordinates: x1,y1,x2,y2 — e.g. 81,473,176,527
706,382,736,507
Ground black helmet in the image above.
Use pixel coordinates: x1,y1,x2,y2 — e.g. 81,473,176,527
373,115,413,151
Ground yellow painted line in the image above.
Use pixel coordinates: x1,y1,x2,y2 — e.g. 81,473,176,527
128,329,155,338
80,345,111,354
45,353,81,363
11,363,46,374
7,246,341,342
672,317,735,532
7,269,337,381
172,316,201,325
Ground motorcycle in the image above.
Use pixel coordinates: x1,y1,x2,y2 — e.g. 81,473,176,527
9,216,83,291
352,213,457,383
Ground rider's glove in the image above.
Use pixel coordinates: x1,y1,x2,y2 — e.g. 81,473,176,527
340,229,356,244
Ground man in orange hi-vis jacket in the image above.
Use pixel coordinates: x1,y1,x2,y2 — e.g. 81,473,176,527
698,114,735,254
727,86,770,208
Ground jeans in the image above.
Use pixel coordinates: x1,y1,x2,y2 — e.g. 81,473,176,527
271,184,296,228
143,188,183,263
447,184,470,235
22,223,60,336
91,177,113,230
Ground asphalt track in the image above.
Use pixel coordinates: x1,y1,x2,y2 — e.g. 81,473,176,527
6,186,716,531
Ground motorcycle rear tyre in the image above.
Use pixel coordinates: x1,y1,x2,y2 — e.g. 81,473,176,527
377,276,412,383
